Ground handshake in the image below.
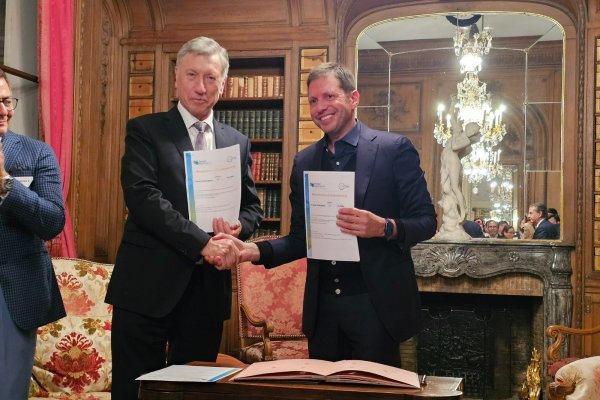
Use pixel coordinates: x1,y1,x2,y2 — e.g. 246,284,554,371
199,207,390,271
201,233,260,270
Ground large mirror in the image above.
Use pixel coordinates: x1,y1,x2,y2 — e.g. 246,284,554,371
356,12,563,239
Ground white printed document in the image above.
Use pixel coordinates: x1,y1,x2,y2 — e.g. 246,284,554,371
184,144,241,232
303,171,359,261
136,365,241,382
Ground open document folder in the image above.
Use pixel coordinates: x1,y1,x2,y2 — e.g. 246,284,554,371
136,365,241,383
232,359,420,388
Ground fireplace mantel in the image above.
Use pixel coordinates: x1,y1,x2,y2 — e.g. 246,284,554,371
411,240,574,355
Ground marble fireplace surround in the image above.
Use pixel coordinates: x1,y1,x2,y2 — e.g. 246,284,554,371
411,240,574,363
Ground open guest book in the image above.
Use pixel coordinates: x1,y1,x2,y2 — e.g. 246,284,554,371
231,359,421,388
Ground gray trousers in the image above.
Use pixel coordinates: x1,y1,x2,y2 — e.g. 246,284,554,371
0,284,36,400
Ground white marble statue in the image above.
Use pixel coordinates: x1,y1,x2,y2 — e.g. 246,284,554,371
434,109,480,240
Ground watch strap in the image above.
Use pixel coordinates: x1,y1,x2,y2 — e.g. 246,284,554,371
384,218,394,239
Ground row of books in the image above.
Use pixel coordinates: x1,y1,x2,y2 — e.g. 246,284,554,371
214,109,283,139
250,228,281,239
222,75,284,99
257,187,281,219
251,152,282,182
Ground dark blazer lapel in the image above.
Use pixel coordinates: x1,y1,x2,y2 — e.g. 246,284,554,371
355,126,378,209
2,131,22,173
307,136,326,170
213,120,235,149
166,107,193,158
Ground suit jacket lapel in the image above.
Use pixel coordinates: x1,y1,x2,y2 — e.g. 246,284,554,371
166,107,193,158
307,136,326,170
355,125,378,209
2,131,21,173
214,121,234,149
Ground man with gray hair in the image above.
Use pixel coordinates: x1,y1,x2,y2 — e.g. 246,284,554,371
528,202,559,239
106,37,262,399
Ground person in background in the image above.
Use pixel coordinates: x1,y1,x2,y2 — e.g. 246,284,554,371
497,220,509,238
528,202,559,240
0,69,66,399
521,221,535,239
485,219,500,238
105,37,263,400
547,207,561,238
503,225,517,239
463,219,485,238
212,62,436,368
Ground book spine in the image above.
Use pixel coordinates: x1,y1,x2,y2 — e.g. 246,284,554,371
247,77,255,98
267,76,274,97
260,110,268,139
273,76,280,98
273,109,281,139
266,109,274,139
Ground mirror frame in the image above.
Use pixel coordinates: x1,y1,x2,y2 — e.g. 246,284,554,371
340,1,579,244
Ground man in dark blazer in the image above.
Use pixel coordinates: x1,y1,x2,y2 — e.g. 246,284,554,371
529,202,559,239
212,62,436,367
105,37,262,400
0,70,66,399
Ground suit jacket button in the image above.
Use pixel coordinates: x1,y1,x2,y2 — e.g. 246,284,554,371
335,288,341,295
331,260,337,265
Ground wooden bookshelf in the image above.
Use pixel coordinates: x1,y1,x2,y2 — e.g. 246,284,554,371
214,56,288,238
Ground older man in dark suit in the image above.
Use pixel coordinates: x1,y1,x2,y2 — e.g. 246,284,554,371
105,37,263,400
213,62,436,367
0,69,66,399
529,202,559,239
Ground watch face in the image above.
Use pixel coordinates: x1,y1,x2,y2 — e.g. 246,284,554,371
2,177,13,193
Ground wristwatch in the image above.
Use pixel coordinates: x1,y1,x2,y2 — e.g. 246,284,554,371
0,175,14,197
384,218,394,239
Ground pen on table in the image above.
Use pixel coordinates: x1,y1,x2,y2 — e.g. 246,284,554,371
420,374,427,386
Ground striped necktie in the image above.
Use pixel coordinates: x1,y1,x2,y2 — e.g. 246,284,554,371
193,121,208,150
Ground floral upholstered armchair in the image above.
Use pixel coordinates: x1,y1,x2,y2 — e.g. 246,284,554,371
29,258,113,399
237,236,309,363
546,324,600,400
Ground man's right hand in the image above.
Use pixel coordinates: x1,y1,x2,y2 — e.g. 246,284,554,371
200,236,240,270
205,233,260,268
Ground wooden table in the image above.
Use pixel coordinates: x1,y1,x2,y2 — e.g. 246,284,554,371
139,374,463,400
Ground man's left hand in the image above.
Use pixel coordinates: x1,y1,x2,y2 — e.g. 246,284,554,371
213,217,242,238
337,207,386,238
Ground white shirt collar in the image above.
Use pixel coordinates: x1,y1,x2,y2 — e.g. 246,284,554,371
177,102,214,131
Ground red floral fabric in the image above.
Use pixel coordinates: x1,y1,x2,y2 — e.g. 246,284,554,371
237,257,308,363
30,259,113,399
238,258,307,338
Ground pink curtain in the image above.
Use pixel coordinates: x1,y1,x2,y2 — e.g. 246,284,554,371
38,0,77,258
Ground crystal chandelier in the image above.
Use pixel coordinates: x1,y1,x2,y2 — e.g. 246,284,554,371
454,24,492,74
455,73,507,148
461,142,496,188
489,164,514,221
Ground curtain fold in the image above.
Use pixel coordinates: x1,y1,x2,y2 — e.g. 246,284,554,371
38,0,77,257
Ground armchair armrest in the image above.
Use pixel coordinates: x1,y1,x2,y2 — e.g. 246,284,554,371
547,379,576,400
241,303,275,361
546,324,600,362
